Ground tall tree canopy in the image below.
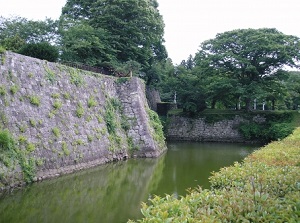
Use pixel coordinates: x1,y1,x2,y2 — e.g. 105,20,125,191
59,0,167,78
195,28,300,110
0,16,59,48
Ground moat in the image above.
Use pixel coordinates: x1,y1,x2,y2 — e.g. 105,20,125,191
0,142,257,223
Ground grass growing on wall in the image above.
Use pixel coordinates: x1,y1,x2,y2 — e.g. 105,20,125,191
44,63,56,84
129,128,300,223
104,98,124,151
147,108,165,148
0,129,36,184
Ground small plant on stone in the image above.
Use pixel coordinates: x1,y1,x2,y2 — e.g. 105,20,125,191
52,127,60,137
69,68,84,86
29,95,41,106
19,124,27,133
28,73,34,78
0,86,6,96
62,141,70,156
26,143,35,152
18,135,28,144
87,135,93,142
10,85,18,95
63,92,70,100
44,63,56,84
0,46,5,54
29,119,36,127
53,100,62,110
51,93,60,99
76,103,84,118
87,96,97,108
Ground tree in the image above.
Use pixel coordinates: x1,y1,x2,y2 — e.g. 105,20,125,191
59,0,167,80
195,28,300,110
59,22,116,65
0,16,59,48
284,71,300,109
18,42,59,62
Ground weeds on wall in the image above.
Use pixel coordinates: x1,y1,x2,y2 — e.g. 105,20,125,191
61,141,71,156
0,86,7,96
10,85,18,95
0,47,5,65
53,100,62,110
104,97,127,151
69,68,85,87
147,108,166,148
43,63,56,84
76,103,85,118
28,95,41,106
0,129,36,184
52,127,60,138
87,96,97,108
104,98,119,135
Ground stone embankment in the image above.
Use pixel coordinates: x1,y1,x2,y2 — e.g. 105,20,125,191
166,115,264,142
0,51,166,188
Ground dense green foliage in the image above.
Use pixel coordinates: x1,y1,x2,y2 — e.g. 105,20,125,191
238,112,294,141
159,29,300,113
59,0,167,83
129,128,300,222
0,16,59,52
18,42,59,62
196,28,300,111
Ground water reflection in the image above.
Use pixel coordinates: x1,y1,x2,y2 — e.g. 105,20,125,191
0,142,257,223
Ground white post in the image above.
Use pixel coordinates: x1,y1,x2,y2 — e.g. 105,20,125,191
262,101,265,111
254,99,257,110
173,91,177,104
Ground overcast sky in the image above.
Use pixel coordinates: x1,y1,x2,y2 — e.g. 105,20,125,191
1,0,300,64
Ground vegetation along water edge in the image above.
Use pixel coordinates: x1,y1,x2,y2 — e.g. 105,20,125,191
129,127,300,222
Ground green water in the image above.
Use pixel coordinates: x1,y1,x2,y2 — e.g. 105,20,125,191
0,142,257,223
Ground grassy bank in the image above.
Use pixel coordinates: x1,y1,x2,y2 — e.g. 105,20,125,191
129,127,300,222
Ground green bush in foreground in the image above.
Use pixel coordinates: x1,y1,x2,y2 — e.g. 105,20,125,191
129,128,300,222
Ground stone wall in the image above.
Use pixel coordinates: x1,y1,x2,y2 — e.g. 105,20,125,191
146,86,161,111
166,115,248,142
0,52,166,187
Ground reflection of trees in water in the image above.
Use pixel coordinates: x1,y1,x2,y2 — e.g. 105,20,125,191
0,157,166,223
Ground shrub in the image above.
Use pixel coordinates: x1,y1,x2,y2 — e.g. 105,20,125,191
238,112,294,142
18,42,59,62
